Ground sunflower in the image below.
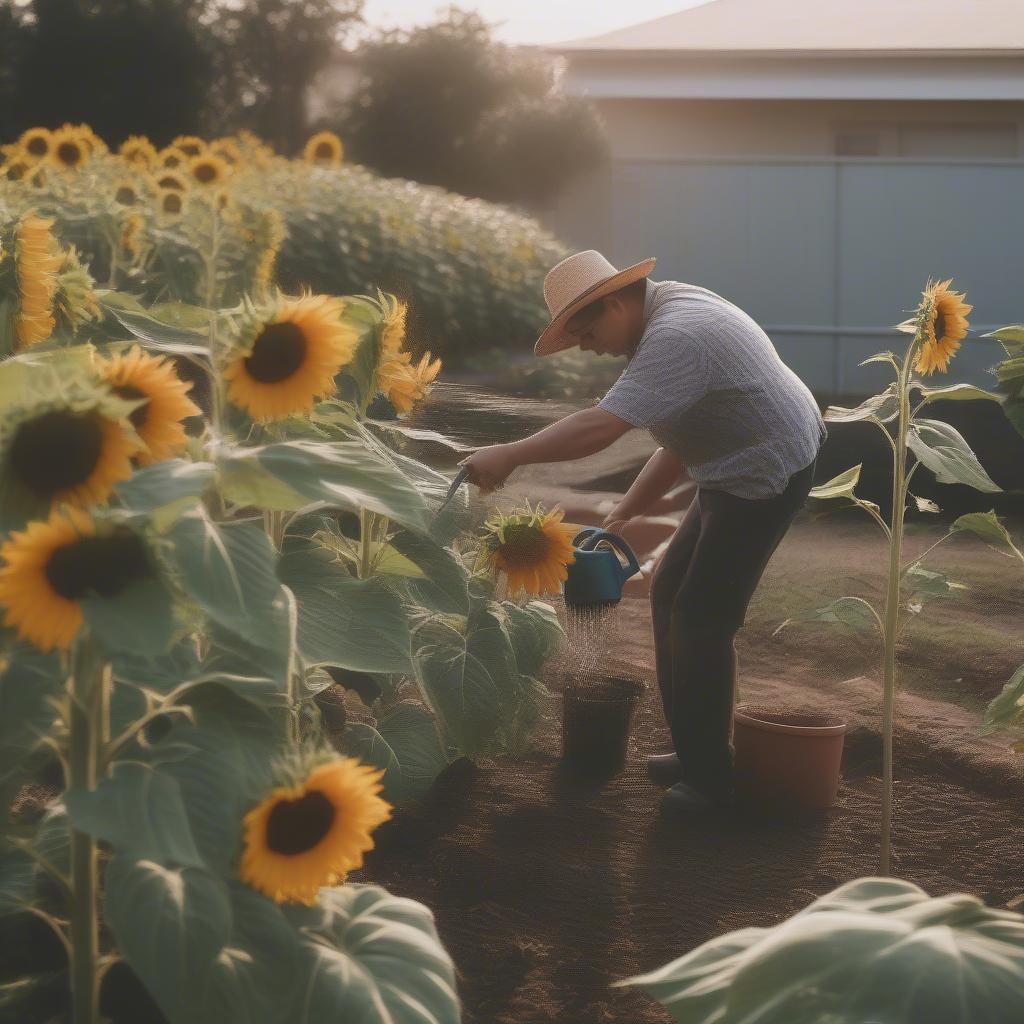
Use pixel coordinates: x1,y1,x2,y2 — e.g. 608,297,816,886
119,135,158,169
17,128,52,162
186,153,230,187
113,178,140,205
379,297,407,360
477,503,576,597
48,126,88,171
55,246,101,332
14,213,63,349
0,508,157,652
98,345,201,465
170,135,206,158
223,292,358,422
74,124,106,155
239,757,392,905
377,350,442,415
26,164,48,189
152,169,189,192
913,279,972,376
121,213,144,258
157,146,189,170
208,138,241,165
157,189,184,218
303,131,344,166
4,156,30,182
1,392,141,511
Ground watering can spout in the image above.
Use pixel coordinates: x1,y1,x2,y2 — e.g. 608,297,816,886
563,528,642,608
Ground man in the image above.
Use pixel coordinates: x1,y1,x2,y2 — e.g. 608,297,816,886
460,250,826,813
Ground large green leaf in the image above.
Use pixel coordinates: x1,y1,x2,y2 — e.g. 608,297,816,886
0,648,63,821
808,465,863,502
340,703,450,802
981,663,1024,736
278,544,413,673
281,884,460,1024
218,440,431,532
66,761,203,868
824,385,899,424
412,602,521,756
114,460,215,526
502,599,564,678
386,528,471,615
101,292,210,357
906,419,1002,493
167,510,289,646
82,575,178,657
104,856,233,1023
615,876,1024,1024
952,510,1024,562
915,383,1003,405
773,597,881,637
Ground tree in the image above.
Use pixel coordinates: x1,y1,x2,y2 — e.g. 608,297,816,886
203,0,362,152
6,0,216,147
335,6,608,206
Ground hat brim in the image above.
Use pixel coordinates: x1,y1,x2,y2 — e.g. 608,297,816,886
534,257,657,357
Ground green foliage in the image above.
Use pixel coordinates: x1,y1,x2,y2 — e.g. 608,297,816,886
335,6,607,205
617,876,1024,1024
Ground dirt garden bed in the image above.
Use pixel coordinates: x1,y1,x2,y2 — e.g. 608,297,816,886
353,482,1024,1023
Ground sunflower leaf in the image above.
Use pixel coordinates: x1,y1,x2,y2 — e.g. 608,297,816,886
824,385,899,424
981,663,1024,735
773,596,881,637
906,419,1002,493
808,464,862,502
915,383,1004,406
951,510,1024,562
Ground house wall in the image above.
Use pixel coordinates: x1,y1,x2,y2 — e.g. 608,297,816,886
531,98,1024,398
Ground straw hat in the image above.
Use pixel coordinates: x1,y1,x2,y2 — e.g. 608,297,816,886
534,249,656,356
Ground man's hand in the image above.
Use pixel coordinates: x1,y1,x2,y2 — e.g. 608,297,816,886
459,444,518,495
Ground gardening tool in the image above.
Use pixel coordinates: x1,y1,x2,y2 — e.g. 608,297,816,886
563,528,641,608
438,464,470,515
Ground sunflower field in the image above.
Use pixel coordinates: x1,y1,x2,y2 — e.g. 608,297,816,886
0,124,573,1024
1,124,569,362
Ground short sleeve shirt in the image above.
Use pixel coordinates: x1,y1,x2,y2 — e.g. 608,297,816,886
597,278,827,499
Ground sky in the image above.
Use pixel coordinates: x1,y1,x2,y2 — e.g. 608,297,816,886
352,0,714,46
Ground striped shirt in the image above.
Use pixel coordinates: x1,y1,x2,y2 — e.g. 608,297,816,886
597,277,827,499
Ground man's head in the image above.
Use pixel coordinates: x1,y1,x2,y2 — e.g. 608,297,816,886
562,277,648,357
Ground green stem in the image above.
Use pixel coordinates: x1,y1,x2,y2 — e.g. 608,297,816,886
878,338,917,876
68,639,103,1024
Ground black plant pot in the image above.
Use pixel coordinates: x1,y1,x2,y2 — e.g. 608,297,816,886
561,676,645,778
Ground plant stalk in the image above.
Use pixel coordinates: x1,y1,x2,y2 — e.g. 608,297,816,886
878,341,916,875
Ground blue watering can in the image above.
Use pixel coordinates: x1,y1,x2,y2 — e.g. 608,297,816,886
563,528,642,608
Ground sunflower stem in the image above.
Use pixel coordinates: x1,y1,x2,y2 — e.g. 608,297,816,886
878,332,918,876
68,637,104,1024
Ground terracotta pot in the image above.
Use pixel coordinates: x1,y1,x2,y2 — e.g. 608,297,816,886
561,676,646,778
733,703,847,814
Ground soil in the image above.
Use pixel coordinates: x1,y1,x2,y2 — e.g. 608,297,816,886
353,402,1024,1024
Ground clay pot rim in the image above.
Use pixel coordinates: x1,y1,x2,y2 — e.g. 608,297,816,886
735,702,847,736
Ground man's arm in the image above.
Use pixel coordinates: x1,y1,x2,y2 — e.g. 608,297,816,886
605,447,686,524
460,407,633,493
512,407,632,463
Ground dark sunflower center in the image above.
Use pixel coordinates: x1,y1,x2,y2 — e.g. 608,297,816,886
112,384,150,429
933,310,947,342
7,163,26,181
500,523,549,564
10,411,103,498
162,193,182,214
194,162,217,183
57,142,82,167
244,323,307,383
115,185,136,205
315,144,333,159
45,529,152,601
27,137,48,156
265,790,335,855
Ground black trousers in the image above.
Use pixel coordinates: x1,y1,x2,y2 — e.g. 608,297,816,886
649,457,817,796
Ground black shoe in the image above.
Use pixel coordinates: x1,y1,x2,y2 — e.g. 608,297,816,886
660,779,736,815
646,752,684,787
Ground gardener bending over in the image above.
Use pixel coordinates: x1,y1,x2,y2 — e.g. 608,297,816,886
460,250,827,814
